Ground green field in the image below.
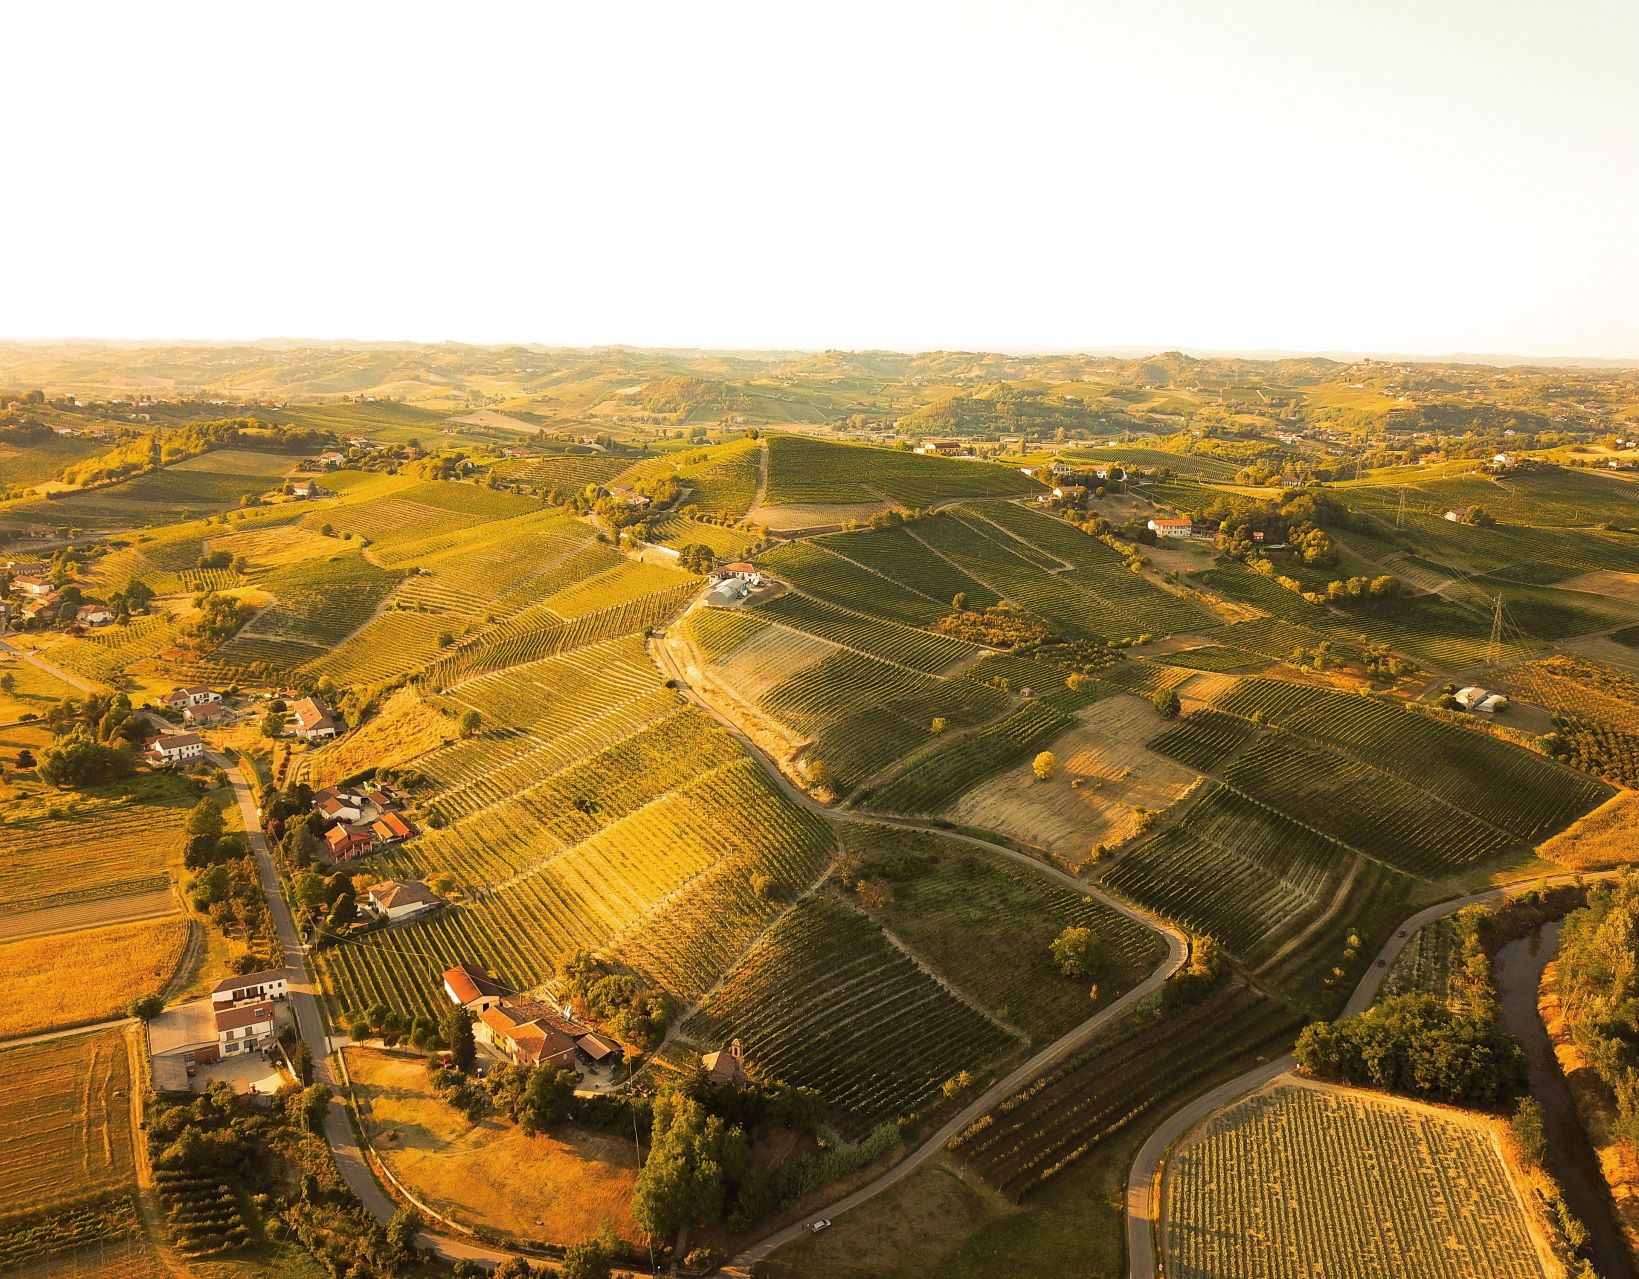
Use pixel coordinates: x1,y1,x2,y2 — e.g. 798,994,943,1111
763,435,1038,507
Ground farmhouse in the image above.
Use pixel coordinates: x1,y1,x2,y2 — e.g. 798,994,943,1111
323,822,375,860
363,879,443,922
606,484,651,508
288,480,319,499
476,998,583,1069
1051,484,1087,501
13,575,55,598
316,791,363,823
24,524,55,540
442,962,504,1011
162,686,221,708
76,604,114,626
145,732,205,767
369,810,417,845
5,559,47,576
183,701,226,726
914,438,964,456
706,579,750,607
315,450,346,469
291,695,340,740
1148,516,1195,539
215,1000,277,1055
1443,508,1469,523
701,1039,749,1087
211,969,289,1006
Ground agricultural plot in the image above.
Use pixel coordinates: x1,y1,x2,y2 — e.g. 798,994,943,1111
47,613,180,687
538,558,699,620
1162,1080,1547,1279
760,649,1009,792
0,916,189,1038
1065,444,1241,481
681,606,771,664
757,541,949,627
1213,679,1611,842
7,447,300,530
762,435,1037,508
753,592,975,674
813,524,999,611
863,700,1072,813
838,825,1164,1043
682,895,1019,1139
1100,785,1353,964
321,757,832,1021
646,512,760,559
487,450,630,494
229,549,405,652
1378,916,1472,1010
0,651,79,722
953,984,1301,1199
0,1029,140,1273
301,604,454,689
0,775,190,917
1148,709,1264,773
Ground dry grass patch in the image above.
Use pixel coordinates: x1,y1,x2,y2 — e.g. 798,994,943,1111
945,696,1197,859
1557,569,1639,605
306,687,456,788
0,916,189,1038
345,1048,641,1245
1536,789,1639,870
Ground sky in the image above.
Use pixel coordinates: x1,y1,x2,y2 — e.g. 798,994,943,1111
4,0,1636,359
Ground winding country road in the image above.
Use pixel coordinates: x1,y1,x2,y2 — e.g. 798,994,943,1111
650,620,1189,1277
1123,869,1625,1279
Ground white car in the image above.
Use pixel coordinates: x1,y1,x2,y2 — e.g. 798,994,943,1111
807,1219,832,1233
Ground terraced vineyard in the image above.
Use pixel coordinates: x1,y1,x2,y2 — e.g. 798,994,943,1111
0,1030,141,1272
952,984,1301,1199
682,895,1019,1139
1162,1082,1546,1279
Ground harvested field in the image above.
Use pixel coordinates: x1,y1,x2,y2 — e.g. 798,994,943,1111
345,1047,641,1244
1535,789,1639,870
945,696,1197,858
0,916,189,1038
1557,569,1639,604
0,888,177,943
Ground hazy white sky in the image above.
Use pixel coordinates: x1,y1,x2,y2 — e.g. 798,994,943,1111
4,0,1635,357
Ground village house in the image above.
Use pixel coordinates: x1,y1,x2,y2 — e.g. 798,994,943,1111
1148,516,1195,539
606,484,651,508
25,524,56,540
291,695,339,740
211,969,289,1007
363,879,443,923
13,574,55,598
315,450,346,469
215,1000,278,1056
1051,484,1087,501
441,962,503,1012
323,822,375,860
701,1039,748,1087
288,480,319,499
369,809,417,845
183,701,227,727
146,732,205,767
914,438,965,456
5,559,48,576
476,998,583,1069
1444,508,1469,523
316,790,364,823
162,686,222,709
18,594,59,623
76,603,115,627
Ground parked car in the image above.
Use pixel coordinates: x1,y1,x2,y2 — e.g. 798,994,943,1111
808,1219,831,1234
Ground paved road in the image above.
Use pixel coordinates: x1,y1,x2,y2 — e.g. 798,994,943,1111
653,627,1188,1278
216,751,516,1268
1123,869,1624,1279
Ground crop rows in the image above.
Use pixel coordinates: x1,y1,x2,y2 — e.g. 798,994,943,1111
154,1170,250,1257
758,541,948,627
487,451,631,494
685,896,1018,1139
1220,736,1514,874
1163,1083,1544,1279
1148,709,1263,773
761,649,1008,791
863,700,1072,813
1378,916,1471,1010
1215,678,1611,841
301,606,452,689
683,607,769,664
232,549,405,648
322,759,831,1019
10,447,298,531
763,435,1034,508
815,524,999,610
753,592,973,673
953,984,1300,1198
48,614,179,686
1101,785,1349,962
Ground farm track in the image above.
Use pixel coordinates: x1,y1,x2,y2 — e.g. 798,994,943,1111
650,627,1190,1279
1123,867,1630,1279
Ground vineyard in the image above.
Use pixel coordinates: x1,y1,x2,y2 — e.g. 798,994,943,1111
1213,679,1611,841
1147,709,1263,774
682,895,1019,1139
836,825,1164,1043
1162,1081,1546,1279
0,1030,141,1272
752,592,974,673
862,700,1072,813
762,435,1037,508
1378,916,1473,1010
756,540,950,627
48,613,180,687
320,757,833,1020
952,984,1301,1199
812,524,999,611
8,447,299,531
1099,785,1354,963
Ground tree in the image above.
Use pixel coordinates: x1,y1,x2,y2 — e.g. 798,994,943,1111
325,890,357,931
298,1083,332,1133
1032,750,1057,781
0,673,12,694
459,709,482,738
14,748,34,770
515,1066,577,1136
292,1038,314,1085
1153,687,1181,720
127,992,164,1021
386,1207,422,1265
38,729,133,788
560,1240,613,1279
442,1006,476,1072
261,709,287,738
1050,926,1102,978
631,1091,750,1239
930,716,948,734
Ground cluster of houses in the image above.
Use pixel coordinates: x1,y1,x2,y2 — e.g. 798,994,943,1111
312,782,419,861
160,684,228,726
1454,685,1509,715
1024,461,1127,504
149,968,289,1091
440,963,620,1074
4,560,117,628
705,561,763,608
